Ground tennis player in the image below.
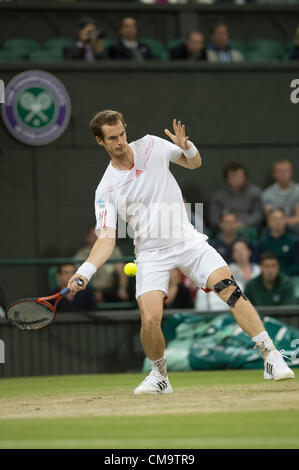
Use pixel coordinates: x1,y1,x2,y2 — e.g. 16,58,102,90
68,110,294,394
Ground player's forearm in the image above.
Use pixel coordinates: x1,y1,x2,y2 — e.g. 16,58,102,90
87,236,115,270
185,150,202,169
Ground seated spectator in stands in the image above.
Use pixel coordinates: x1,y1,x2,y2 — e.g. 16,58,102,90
262,159,299,235
210,211,240,264
52,264,97,312
109,17,152,61
64,17,105,61
164,269,194,309
170,32,207,61
0,284,6,318
229,240,261,291
207,22,245,63
255,209,299,276
244,252,296,307
74,225,130,303
209,161,263,231
290,26,299,60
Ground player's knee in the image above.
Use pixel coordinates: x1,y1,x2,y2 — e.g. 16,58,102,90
142,312,162,329
213,276,247,308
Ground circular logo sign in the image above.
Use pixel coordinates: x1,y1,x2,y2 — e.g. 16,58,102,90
1,70,71,146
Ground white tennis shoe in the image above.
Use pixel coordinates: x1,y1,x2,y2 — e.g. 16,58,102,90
134,370,173,395
264,349,295,381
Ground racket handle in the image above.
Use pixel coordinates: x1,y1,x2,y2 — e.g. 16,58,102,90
60,278,84,296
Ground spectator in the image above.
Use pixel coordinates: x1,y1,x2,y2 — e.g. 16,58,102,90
262,159,299,235
210,211,239,264
256,209,299,276
51,264,97,312
74,225,130,303
244,253,296,307
290,26,299,60
170,32,207,61
109,17,153,61
207,22,245,63
63,17,105,61
209,161,263,230
164,269,194,309
229,240,261,291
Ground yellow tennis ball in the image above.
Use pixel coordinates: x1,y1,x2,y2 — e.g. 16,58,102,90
124,262,138,277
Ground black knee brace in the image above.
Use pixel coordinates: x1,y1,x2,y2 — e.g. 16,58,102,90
213,276,247,307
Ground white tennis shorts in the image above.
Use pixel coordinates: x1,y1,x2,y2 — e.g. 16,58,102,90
135,238,228,299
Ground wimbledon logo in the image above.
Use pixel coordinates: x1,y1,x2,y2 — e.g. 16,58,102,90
1,70,71,145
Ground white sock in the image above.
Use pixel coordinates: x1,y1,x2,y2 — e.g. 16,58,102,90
252,331,275,358
149,356,167,377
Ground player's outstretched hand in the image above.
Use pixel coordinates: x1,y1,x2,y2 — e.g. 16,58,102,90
164,119,190,151
68,274,88,295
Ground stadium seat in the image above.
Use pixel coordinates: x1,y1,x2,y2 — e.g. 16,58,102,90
166,38,184,52
247,39,286,60
29,50,64,62
247,51,278,63
48,266,58,290
44,38,74,51
292,276,299,304
237,226,258,244
140,38,169,60
4,38,41,53
229,39,247,58
0,49,27,62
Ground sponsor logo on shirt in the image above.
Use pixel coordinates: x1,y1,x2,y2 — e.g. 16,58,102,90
98,199,105,208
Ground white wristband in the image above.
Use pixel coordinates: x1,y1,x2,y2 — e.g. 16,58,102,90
183,141,197,158
76,261,97,282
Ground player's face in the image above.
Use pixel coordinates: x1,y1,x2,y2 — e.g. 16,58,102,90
98,121,128,158
261,259,279,283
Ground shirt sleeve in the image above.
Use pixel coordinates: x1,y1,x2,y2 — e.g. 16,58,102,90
152,135,182,163
94,193,117,235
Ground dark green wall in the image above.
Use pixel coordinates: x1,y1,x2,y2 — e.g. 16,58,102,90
1,62,299,301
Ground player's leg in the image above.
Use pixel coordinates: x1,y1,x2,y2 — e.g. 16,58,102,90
138,290,166,364
134,290,173,395
206,266,294,381
206,266,264,337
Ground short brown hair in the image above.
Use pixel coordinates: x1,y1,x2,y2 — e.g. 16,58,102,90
273,159,292,170
223,161,248,180
89,109,126,139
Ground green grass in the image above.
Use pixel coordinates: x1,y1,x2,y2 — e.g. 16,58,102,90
0,371,298,449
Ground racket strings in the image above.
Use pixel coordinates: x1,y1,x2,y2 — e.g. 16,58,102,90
7,300,53,330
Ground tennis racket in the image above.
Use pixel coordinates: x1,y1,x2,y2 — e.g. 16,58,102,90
6,278,84,331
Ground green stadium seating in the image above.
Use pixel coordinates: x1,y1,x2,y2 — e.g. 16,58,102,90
237,226,258,244
29,50,64,62
0,49,27,62
292,276,299,304
140,38,169,60
247,51,278,63
44,38,74,51
48,266,59,290
4,38,41,53
229,39,247,58
166,38,184,52
247,39,286,60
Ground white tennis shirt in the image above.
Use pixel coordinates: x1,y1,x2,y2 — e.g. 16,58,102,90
95,134,207,254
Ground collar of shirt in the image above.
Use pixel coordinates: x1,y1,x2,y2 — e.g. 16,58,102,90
122,39,138,49
274,182,294,194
